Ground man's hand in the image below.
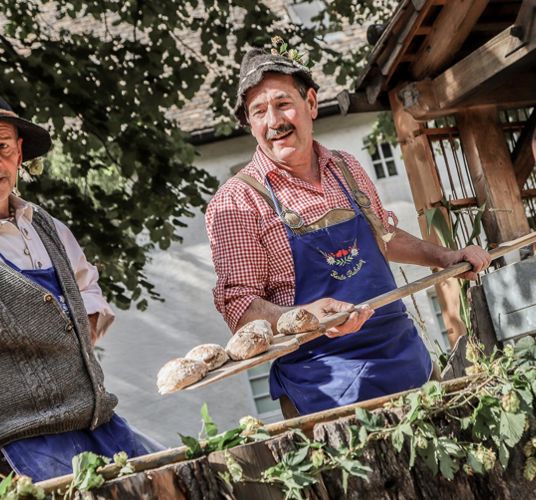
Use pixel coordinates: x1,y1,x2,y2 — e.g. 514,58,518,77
442,245,492,280
303,298,374,338
88,313,99,345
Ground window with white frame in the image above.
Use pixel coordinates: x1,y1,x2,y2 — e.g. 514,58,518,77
370,142,398,180
428,291,451,353
247,363,281,418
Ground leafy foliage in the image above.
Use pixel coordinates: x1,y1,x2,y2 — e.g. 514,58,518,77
65,451,110,497
221,337,536,499
0,0,397,309
0,473,45,500
179,404,270,459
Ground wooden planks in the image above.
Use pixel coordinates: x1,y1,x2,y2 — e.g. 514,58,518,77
456,106,531,245
433,25,536,108
390,85,467,346
410,0,490,79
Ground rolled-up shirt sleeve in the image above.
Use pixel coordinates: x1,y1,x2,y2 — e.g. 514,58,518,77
206,187,269,332
52,219,115,337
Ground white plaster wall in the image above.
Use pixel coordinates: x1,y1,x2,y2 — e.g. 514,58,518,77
99,112,448,448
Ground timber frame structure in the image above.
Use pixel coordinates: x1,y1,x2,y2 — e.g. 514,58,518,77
341,0,536,345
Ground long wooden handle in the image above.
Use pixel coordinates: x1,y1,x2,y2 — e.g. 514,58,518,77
184,232,536,391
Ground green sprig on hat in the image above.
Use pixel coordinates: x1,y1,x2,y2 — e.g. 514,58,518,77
270,36,311,68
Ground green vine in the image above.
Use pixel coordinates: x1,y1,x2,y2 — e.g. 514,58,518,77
221,337,536,499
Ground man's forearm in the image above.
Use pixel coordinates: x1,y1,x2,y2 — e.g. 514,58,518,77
234,298,293,333
386,227,454,268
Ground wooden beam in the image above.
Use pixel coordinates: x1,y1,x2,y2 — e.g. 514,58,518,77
389,86,467,346
456,106,531,245
399,69,536,120
410,0,490,79
513,109,536,187
433,25,536,108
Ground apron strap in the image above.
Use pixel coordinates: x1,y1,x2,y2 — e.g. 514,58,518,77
234,173,305,233
330,151,394,252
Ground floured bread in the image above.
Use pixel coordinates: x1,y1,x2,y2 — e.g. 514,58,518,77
226,320,273,361
237,319,273,340
186,343,229,370
277,308,320,335
157,358,208,394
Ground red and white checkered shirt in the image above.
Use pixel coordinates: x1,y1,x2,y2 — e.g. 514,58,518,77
205,142,397,331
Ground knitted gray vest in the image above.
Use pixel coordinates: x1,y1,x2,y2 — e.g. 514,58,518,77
0,206,117,447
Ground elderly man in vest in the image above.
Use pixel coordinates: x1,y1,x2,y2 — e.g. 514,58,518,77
0,98,162,481
206,47,491,418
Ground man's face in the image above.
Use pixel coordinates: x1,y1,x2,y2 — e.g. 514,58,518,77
0,122,22,203
245,73,318,168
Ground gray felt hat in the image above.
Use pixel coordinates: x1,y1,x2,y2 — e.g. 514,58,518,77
234,48,319,126
0,97,52,161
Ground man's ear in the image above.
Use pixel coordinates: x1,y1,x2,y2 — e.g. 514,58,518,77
16,137,23,167
306,88,318,120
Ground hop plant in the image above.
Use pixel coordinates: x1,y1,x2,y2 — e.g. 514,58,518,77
15,476,45,499
415,434,428,450
465,342,483,364
501,392,520,413
524,440,535,458
524,457,536,481
239,415,264,436
475,445,496,472
463,463,474,476
503,344,515,358
311,449,326,468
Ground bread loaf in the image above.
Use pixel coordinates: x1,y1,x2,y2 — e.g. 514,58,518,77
157,358,208,394
186,343,229,370
226,319,273,361
277,308,320,335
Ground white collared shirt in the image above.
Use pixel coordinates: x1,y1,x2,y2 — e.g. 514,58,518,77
0,195,115,338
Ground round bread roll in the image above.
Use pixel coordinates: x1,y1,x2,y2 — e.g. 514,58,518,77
277,308,320,335
236,319,273,340
226,320,273,361
185,343,229,370
157,357,208,394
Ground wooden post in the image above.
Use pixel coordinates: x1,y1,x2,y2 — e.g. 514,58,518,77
389,86,466,347
456,106,531,246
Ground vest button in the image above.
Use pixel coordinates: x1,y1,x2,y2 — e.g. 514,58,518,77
66,322,73,332
43,293,53,303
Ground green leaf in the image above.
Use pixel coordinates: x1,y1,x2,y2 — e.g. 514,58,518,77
391,422,412,452
179,433,203,458
285,445,310,467
200,402,218,438
499,411,526,448
0,473,14,496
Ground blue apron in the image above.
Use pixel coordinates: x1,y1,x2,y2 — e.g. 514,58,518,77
0,253,164,482
267,169,432,415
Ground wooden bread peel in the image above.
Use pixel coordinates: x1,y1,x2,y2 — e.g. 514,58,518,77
182,232,536,392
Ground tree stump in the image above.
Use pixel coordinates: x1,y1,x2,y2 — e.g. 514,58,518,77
312,411,536,499
78,456,224,500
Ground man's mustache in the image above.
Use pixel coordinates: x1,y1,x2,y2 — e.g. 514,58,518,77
266,124,294,141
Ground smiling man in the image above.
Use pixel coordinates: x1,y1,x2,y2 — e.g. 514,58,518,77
205,47,491,418
0,98,163,481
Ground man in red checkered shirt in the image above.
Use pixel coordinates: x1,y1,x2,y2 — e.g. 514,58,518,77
205,46,491,417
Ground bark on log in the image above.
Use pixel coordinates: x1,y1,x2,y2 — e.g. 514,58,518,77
77,457,225,500
312,411,536,499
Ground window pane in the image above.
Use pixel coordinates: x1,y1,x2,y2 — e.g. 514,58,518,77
248,363,270,378
374,164,386,179
386,160,398,176
255,395,280,414
381,142,393,159
250,377,270,396
371,148,380,161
